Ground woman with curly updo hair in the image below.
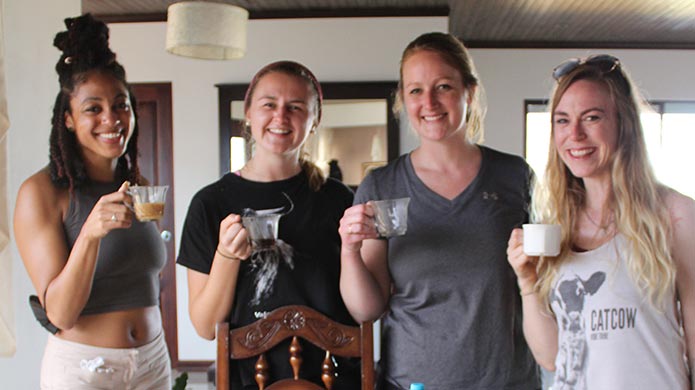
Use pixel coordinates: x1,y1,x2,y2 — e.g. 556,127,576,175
14,14,170,389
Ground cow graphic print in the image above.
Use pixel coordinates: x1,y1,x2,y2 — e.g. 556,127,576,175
551,272,606,390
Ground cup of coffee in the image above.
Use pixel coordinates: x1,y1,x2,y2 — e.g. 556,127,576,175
242,213,282,250
128,185,168,222
371,198,410,237
522,224,561,257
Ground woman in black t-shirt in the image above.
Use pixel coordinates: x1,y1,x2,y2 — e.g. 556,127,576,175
177,61,358,389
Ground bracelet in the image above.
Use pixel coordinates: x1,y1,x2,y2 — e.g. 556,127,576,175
520,288,537,297
216,249,241,261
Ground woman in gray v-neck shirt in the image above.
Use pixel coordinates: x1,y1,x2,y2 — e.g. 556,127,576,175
338,32,539,390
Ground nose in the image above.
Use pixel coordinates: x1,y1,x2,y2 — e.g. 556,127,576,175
423,89,439,109
272,105,290,122
568,121,586,140
100,109,119,127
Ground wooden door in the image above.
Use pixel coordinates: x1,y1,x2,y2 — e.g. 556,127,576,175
130,83,178,365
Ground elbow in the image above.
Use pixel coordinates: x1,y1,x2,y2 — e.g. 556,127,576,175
47,310,77,331
191,320,215,340
347,305,384,323
195,328,215,341
539,361,556,372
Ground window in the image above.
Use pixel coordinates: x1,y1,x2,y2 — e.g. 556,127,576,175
524,100,695,200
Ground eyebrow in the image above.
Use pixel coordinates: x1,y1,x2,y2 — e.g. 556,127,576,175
405,76,456,88
257,95,308,105
80,93,128,104
554,107,605,116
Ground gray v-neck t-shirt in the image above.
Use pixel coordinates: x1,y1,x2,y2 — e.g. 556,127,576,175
355,146,539,390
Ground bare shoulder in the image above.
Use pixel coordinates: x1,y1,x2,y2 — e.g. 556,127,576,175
662,187,695,230
15,168,67,221
661,188,695,269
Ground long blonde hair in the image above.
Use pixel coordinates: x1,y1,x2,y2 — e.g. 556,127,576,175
534,60,674,308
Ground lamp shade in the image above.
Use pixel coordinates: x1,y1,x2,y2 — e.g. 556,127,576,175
166,1,249,60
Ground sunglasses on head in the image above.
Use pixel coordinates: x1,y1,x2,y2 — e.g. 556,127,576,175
552,54,621,81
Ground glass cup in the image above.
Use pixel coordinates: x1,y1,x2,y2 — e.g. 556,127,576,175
127,185,169,222
242,213,282,250
371,197,410,237
522,223,561,256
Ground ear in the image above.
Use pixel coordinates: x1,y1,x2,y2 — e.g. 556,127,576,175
465,85,477,105
64,111,75,131
584,271,607,295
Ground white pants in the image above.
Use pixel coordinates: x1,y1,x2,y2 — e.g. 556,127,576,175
40,331,171,390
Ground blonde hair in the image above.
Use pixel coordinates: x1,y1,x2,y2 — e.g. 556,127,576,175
534,61,674,309
393,32,486,144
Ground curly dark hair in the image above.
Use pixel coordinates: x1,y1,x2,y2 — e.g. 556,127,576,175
49,13,141,190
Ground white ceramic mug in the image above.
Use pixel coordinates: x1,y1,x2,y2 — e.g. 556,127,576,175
522,224,561,256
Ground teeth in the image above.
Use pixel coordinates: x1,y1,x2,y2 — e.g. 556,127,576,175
268,128,290,134
423,114,445,121
570,148,593,157
100,132,121,139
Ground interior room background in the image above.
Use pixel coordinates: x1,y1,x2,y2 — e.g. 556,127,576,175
3,0,695,388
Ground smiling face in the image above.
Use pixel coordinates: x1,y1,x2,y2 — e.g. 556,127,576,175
245,71,317,159
64,71,134,166
553,79,619,183
401,50,472,143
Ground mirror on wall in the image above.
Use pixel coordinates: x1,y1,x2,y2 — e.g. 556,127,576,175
217,82,400,185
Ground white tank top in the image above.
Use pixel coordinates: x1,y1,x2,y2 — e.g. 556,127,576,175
550,234,688,390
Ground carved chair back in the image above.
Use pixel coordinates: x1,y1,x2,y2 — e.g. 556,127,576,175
216,305,374,390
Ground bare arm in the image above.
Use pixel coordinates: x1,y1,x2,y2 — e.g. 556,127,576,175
187,214,251,340
338,203,391,322
667,191,695,387
14,173,133,330
507,228,559,370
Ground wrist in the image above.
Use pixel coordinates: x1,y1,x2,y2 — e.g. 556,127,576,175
216,248,242,261
517,278,538,296
519,287,537,296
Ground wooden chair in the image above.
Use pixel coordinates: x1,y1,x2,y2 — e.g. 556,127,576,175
216,305,374,390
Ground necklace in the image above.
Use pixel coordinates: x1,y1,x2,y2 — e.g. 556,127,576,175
582,209,614,230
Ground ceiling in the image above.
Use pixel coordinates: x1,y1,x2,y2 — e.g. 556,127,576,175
83,0,695,49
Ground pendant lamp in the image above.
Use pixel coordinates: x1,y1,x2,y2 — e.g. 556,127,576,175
166,1,249,60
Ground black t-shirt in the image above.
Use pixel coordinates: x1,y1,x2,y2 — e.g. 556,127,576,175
177,171,359,389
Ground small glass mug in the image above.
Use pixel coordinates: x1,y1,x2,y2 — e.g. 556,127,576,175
127,185,169,222
242,213,281,250
371,197,410,237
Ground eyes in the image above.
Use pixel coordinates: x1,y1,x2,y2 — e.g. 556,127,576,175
407,83,454,96
83,100,131,114
554,113,602,126
258,100,308,113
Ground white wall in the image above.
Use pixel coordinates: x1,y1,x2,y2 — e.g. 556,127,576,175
3,4,695,384
2,0,81,388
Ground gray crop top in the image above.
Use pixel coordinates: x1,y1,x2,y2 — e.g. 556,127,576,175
63,181,167,315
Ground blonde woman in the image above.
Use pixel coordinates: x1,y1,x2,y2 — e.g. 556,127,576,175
340,32,539,390
507,55,695,389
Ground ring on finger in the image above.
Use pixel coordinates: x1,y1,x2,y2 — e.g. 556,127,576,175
348,224,353,234
111,213,117,222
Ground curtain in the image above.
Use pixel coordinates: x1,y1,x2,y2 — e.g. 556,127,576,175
0,0,16,357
